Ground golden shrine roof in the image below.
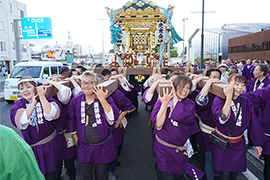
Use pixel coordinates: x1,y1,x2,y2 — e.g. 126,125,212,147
107,0,166,20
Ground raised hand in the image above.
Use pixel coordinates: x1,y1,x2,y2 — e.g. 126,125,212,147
93,86,107,100
42,80,52,86
159,87,173,105
31,93,38,105
36,86,47,97
207,78,222,84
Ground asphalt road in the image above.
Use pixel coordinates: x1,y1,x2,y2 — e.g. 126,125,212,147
0,94,264,180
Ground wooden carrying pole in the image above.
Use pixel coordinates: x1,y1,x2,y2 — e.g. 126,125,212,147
156,79,226,99
88,67,196,75
198,80,226,99
45,79,120,98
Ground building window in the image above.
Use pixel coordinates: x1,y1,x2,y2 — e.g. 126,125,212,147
13,42,15,50
10,22,13,31
20,44,27,52
0,42,6,51
18,9,24,17
0,22,4,31
264,42,270,51
254,43,262,51
9,3,12,12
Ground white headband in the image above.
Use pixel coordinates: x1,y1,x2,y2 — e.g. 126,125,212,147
17,78,37,86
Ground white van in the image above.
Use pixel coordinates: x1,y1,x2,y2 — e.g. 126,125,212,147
4,61,62,103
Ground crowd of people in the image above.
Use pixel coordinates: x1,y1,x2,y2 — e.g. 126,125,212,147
5,58,270,180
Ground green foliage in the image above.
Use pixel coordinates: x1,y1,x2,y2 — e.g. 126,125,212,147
170,50,178,57
109,49,114,53
194,57,211,65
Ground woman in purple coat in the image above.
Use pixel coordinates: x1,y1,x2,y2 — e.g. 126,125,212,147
151,75,204,180
10,76,63,180
67,71,119,180
211,74,266,180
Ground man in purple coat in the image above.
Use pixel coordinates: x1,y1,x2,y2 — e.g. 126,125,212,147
242,59,253,82
67,71,119,180
97,73,136,179
193,68,222,179
245,63,270,93
245,63,270,148
44,75,77,180
243,85,270,179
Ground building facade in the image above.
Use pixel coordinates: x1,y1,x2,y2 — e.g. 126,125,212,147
228,29,270,61
0,0,31,73
187,23,270,63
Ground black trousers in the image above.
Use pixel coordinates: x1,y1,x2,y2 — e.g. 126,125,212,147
80,162,108,180
64,156,76,180
44,164,62,180
219,171,238,180
160,171,185,180
264,154,270,180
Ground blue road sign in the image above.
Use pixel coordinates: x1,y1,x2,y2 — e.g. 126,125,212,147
21,17,52,39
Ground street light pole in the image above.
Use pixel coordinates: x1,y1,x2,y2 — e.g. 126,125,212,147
191,1,214,69
200,0,205,69
99,18,106,65
182,18,188,63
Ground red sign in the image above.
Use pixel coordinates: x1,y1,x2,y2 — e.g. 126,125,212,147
48,51,56,59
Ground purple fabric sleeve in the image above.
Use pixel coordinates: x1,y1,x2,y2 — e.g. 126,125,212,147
142,88,158,107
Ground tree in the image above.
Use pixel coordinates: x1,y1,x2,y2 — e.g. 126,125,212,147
109,49,114,53
170,50,178,57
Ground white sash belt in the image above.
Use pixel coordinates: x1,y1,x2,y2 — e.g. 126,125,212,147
199,120,215,134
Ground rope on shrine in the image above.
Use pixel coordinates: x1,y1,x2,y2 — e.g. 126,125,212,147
88,67,95,72
118,67,127,76
152,67,161,75
109,8,123,67
158,6,183,67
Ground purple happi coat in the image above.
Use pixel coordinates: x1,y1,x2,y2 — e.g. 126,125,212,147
110,89,135,147
196,92,216,151
211,95,266,172
53,95,77,160
151,98,204,178
245,76,270,93
243,86,270,155
10,97,63,174
142,88,158,107
67,93,119,163
242,64,254,81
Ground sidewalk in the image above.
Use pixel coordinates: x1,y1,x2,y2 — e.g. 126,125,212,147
0,76,7,102
247,147,264,172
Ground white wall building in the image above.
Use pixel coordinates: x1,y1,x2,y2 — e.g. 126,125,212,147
0,0,31,73
73,44,82,57
41,43,73,61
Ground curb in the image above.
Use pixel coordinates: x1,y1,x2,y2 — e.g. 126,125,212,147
246,148,264,172
0,97,5,102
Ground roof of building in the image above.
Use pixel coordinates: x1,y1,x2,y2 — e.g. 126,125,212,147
222,23,270,33
188,23,270,42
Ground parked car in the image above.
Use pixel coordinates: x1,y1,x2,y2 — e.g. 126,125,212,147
4,61,62,103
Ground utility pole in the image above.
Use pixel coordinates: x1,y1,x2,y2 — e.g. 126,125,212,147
14,19,22,64
192,0,215,69
182,18,188,63
98,18,106,65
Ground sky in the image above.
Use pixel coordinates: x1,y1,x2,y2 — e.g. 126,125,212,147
18,0,270,54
